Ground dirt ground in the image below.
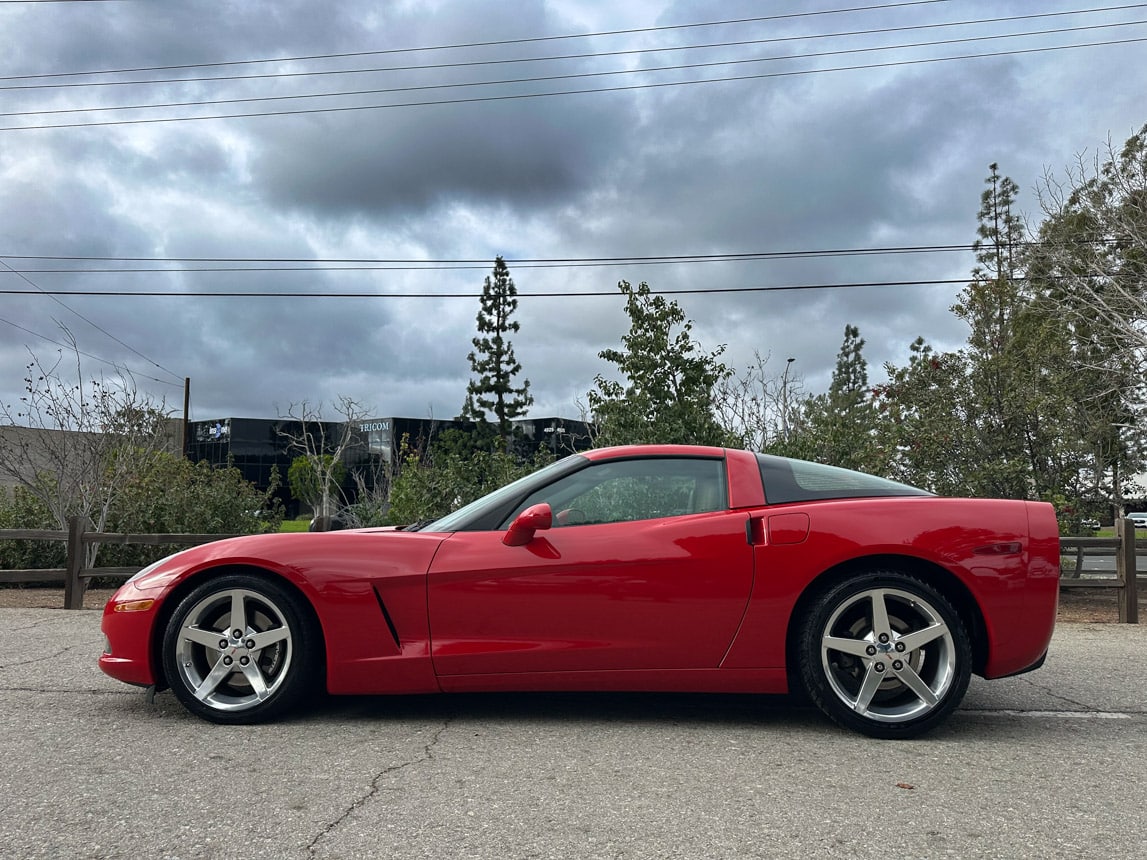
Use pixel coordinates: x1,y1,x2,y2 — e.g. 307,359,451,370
0,586,120,610
0,584,1140,623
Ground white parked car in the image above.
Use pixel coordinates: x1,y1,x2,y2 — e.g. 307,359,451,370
1128,513,1147,528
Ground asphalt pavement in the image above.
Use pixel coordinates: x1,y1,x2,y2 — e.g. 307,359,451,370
0,609,1144,860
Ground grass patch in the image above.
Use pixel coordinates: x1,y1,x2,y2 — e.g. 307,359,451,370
279,517,311,533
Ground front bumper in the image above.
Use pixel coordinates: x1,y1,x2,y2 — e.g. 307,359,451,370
99,582,162,687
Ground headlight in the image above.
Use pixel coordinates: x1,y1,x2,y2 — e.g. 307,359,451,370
124,545,200,586
124,556,170,585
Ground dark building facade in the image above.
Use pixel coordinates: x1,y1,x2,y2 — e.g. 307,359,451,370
186,417,344,516
186,415,593,515
351,415,593,463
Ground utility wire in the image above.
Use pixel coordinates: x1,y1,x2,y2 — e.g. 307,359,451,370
0,260,183,382
0,0,955,82
0,244,974,263
4,5,1140,92
5,35,1143,131
0,240,1113,272
0,279,989,298
0,316,183,386
0,247,984,272
6,18,1143,119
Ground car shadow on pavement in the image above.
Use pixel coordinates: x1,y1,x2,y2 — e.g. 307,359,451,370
306,690,817,728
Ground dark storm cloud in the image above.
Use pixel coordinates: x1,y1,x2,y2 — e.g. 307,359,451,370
4,0,363,77
236,3,638,220
522,51,1023,384
251,93,636,218
2,0,1146,423
584,57,1021,250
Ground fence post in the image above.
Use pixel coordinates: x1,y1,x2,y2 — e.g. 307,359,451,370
63,516,86,610
1116,517,1139,624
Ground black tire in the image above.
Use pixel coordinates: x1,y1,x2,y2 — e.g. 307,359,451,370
798,570,971,739
160,573,321,724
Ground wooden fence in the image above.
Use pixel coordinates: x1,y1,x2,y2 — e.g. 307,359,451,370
0,516,236,609
0,516,1142,620
1060,517,1141,624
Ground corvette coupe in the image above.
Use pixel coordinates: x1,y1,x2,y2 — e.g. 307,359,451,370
100,444,1060,738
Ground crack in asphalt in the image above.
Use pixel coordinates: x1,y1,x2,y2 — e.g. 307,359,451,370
3,622,51,633
0,638,104,670
0,684,135,696
1012,674,1096,712
306,719,452,857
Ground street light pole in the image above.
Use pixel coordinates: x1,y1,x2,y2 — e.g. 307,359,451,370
780,358,795,442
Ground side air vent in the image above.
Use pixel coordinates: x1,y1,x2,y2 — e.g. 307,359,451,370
372,585,402,648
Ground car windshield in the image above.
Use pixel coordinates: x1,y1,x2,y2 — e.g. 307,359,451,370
419,454,587,532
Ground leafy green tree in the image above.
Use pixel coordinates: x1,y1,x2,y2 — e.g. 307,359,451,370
288,454,346,518
463,257,533,447
0,486,66,571
385,435,547,525
774,325,888,474
433,421,503,458
874,163,1115,507
0,454,282,574
873,338,973,495
277,397,367,527
98,454,281,567
953,162,1133,508
874,166,1080,499
588,281,732,447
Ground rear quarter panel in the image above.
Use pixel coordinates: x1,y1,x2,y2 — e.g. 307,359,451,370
721,496,1059,678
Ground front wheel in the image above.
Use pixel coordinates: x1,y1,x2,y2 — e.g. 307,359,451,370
798,571,971,739
160,574,321,724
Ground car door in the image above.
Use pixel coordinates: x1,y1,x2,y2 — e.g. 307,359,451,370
426,455,755,677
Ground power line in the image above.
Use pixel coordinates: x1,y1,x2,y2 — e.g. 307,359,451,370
5,35,1143,132
0,244,982,262
7,18,1143,120
0,0,954,82
0,260,183,382
0,316,183,387
0,245,979,272
0,278,982,298
5,5,1139,93
0,240,1114,272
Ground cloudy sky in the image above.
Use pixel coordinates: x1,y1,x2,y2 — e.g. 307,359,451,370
2,0,1145,428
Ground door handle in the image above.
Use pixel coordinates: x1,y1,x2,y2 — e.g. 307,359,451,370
745,515,766,545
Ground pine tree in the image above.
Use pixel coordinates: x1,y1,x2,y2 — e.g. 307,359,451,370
775,324,886,474
950,163,1035,497
463,257,533,447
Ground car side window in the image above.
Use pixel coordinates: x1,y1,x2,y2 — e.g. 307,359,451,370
505,457,726,527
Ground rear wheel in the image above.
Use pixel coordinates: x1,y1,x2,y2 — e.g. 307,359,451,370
798,571,971,739
160,574,321,724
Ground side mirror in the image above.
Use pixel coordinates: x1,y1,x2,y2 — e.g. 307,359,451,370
503,503,553,547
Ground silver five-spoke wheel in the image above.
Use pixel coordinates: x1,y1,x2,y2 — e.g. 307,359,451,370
161,574,320,724
800,571,971,738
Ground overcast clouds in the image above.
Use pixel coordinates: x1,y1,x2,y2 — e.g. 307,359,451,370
2,0,1146,426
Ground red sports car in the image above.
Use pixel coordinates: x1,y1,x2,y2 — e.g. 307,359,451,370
100,444,1060,738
